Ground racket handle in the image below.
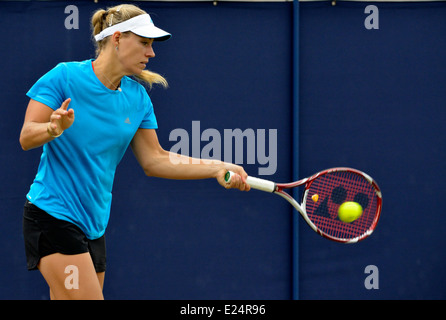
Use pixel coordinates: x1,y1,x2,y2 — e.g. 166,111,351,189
224,171,276,193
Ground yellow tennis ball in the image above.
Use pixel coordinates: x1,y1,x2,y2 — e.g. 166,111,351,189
338,201,363,223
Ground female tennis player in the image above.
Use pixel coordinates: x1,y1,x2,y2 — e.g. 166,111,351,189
19,4,249,300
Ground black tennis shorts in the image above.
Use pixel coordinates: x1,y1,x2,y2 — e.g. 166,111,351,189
23,200,106,273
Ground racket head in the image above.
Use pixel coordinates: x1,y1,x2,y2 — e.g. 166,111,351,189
300,167,382,243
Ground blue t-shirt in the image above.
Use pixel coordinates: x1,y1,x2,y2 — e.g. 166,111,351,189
26,59,158,239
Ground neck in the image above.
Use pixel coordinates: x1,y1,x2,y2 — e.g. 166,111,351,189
93,55,123,91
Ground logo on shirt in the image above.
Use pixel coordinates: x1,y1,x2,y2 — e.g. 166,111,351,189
125,117,131,124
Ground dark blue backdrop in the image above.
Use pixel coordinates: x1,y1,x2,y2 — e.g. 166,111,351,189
1,0,445,300
299,1,446,299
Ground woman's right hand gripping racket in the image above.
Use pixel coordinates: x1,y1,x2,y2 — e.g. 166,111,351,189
225,167,382,243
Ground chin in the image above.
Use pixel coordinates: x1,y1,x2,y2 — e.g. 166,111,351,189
132,68,144,76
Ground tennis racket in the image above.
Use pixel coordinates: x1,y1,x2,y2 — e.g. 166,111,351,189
225,167,382,243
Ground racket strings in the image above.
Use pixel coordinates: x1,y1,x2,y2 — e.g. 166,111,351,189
305,171,379,240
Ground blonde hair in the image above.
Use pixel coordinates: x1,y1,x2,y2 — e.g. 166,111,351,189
91,4,168,88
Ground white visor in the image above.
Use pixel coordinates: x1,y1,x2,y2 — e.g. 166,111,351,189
94,14,171,42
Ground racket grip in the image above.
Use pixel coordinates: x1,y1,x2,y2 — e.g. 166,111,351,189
224,171,276,193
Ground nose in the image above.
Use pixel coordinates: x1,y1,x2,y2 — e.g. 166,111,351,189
146,44,155,58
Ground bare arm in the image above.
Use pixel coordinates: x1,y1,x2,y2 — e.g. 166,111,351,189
130,128,250,191
19,98,74,151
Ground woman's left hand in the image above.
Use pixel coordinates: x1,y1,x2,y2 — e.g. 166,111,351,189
216,165,251,191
